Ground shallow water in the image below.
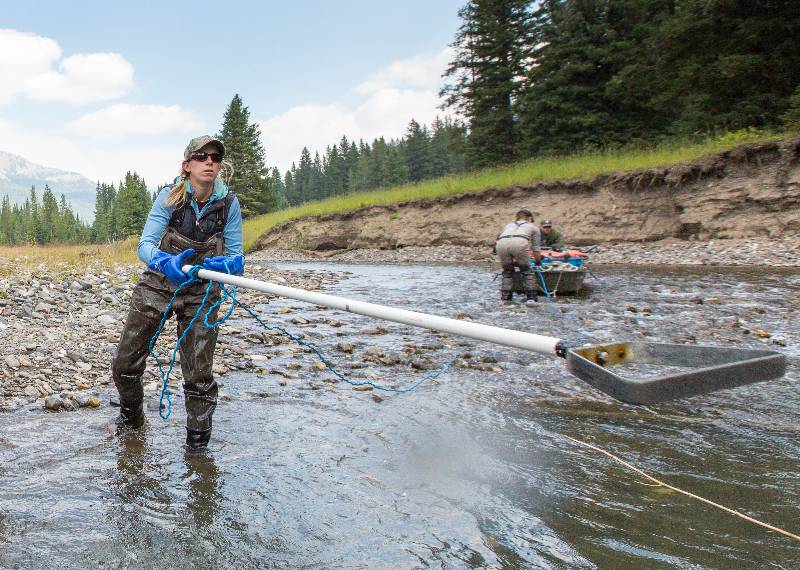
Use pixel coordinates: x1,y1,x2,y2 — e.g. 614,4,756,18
0,263,798,568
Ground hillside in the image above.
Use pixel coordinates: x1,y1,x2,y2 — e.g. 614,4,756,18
0,151,97,221
253,137,800,251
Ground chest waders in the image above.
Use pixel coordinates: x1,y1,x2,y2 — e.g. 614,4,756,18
112,191,233,449
496,221,538,302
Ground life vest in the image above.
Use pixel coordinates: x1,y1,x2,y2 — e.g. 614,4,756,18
158,187,235,266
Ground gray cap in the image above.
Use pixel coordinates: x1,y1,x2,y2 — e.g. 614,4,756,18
183,135,225,160
541,219,553,227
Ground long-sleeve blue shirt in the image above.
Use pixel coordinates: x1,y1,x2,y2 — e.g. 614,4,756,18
137,180,243,265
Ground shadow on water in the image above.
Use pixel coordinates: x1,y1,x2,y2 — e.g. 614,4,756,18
0,262,798,568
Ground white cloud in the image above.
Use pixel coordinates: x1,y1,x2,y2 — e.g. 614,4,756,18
68,103,204,138
258,47,454,172
0,118,184,188
0,29,134,106
355,48,453,95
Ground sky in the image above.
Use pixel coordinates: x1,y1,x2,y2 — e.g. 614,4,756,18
0,0,464,187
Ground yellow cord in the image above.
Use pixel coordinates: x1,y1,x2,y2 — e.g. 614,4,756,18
562,434,800,543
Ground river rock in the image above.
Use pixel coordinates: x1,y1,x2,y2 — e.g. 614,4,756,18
336,342,355,353
96,314,116,326
44,395,61,411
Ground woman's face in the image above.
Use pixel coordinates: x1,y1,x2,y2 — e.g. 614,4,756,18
183,143,222,184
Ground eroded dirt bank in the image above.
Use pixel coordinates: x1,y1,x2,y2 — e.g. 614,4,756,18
255,137,800,252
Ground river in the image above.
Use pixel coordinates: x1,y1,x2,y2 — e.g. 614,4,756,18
0,262,797,568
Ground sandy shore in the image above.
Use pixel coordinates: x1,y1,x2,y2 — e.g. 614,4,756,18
252,236,800,267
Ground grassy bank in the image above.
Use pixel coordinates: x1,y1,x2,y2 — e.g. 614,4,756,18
0,238,138,275
243,129,790,250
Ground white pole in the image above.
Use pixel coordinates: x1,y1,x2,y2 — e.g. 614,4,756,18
185,267,563,356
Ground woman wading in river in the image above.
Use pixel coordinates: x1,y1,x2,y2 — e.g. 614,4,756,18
112,135,244,449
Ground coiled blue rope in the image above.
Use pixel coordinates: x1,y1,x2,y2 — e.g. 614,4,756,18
147,267,457,419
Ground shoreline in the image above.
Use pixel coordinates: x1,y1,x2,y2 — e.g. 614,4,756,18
250,236,800,267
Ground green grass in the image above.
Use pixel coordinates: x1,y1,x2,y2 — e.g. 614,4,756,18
243,128,791,251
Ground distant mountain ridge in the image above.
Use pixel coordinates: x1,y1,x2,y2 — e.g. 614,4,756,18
0,150,96,221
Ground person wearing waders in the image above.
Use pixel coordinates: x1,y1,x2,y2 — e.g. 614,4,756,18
494,209,542,305
112,135,244,450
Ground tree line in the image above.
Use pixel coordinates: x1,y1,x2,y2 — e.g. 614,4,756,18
0,186,88,245
442,0,800,168
276,116,467,207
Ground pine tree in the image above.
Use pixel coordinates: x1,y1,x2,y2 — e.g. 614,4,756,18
517,0,619,156
0,196,11,244
40,185,58,244
114,172,152,238
283,165,299,206
441,0,531,168
217,94,278,217
403,119,433,182
269,167,289,209
655,0,800,134
295,148,314,203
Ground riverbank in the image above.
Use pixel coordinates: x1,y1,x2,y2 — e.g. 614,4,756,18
251,235,800,267
0,259,343,413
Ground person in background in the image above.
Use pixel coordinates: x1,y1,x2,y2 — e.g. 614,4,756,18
112,135,244,450
540,220,564,250
494,209,542,305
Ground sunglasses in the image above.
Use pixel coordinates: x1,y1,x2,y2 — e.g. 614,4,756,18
189,151,223,163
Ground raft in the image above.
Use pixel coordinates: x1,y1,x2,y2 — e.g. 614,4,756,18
513,248,588,296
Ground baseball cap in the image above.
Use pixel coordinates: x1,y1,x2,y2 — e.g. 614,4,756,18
183,135,225,160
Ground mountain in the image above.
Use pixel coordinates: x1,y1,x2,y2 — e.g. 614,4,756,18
0,151,97,221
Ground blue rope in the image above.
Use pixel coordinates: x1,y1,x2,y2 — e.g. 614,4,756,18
232,296,458,393
147,268,458,419
147,267,216,419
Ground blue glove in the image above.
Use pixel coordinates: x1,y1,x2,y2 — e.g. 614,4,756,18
148,249,196,285
202,254,244,275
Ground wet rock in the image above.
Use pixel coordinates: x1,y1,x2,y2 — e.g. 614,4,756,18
410,358,436,371
371,394,384,403
452,311,473,320
770,335,787,347
362,326,388,335
85,396,102,408
44,395,61,411
363,347,385,360
336,342,355,354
